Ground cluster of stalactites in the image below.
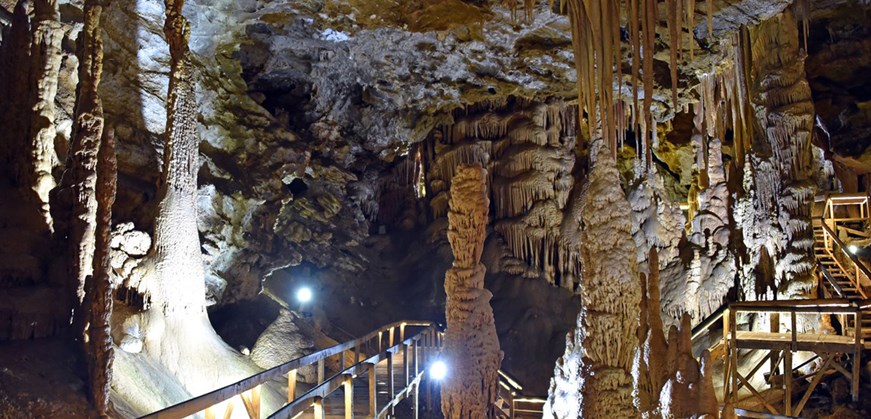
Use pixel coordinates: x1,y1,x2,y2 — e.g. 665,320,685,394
423,100,581,289
557,0,717,167
696,33,754,173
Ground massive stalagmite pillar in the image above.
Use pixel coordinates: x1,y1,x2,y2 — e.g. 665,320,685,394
86,128,116,416
113,0,263,398
151,0,207,314
56,0,108,328
545,143,640,418
745,8,816,300
441,165,502,419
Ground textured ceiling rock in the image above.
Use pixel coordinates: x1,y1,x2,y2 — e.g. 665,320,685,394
806,2,871,174
238,1,583,156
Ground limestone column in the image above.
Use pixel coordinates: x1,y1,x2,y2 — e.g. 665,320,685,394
544,144,641,418
441,165,503,419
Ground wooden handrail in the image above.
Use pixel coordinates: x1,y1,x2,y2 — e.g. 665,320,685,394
142,320,435,419
818,262,846,298
268,326,438,418
692,303,728,341
729,298,869,313
819,220,870,299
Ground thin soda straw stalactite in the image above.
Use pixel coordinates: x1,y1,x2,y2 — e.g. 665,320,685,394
687,0,695,61
667,0,680,111
643,0,656,169
706,0,713,39
630,0,640,130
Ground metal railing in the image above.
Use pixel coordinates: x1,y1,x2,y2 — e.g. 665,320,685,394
142,321,440,419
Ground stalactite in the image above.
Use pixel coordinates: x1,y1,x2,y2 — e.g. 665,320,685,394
687,0,695,61
23,0,63,231
667,0,680,109
706,0,713,40
441,165,502,419
642,0,656,168
0,0,32,180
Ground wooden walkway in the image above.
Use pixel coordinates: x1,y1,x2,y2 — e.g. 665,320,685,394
719,194,871,417
140,321,544,419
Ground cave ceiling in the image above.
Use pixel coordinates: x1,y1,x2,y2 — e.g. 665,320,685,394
6,0,868,308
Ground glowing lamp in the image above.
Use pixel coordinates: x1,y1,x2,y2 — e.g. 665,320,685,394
848,245,859,254
296,287,313,303
430,360,448,381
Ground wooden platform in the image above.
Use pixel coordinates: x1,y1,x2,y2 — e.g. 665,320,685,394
734,331,871,352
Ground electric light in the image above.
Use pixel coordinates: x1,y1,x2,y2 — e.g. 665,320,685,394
296,287,313,303
848,245,859,254
430,360,448,381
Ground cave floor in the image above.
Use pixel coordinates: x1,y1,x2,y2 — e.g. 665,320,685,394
0,338,95,418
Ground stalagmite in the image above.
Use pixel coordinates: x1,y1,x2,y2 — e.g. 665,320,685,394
441,165,502,419
54,0,108,331
544,143,640,418
152,0,208,314
657,315,718,419
86,127,116,416
109,0,267,403
23,0,63,230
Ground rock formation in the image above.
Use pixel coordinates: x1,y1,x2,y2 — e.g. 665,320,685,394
86,127,116,416
545,143,640,418
109,0,266,406
441,165,502,419
657,316,719,419
739,8,816,302
51,0,107,339
23,0,63,230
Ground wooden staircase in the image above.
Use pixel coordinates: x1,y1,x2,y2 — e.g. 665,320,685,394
813,194,871,342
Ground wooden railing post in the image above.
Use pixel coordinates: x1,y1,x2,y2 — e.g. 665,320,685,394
404,343,410,387
770,312,779,380
853,309,862,402
317,358,325,385
722,308,731,401
388,351,396,416
313,396,325,419
344,375,354,419
414,382,420,419
729,308,738,406
369,362,377,416
288,369,297,402
784,350,793,416
413,338,419,377
378,331,384,353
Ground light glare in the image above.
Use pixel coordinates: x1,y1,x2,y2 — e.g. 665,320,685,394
430,360,448,380
848,245,859,254
296,287,313,303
